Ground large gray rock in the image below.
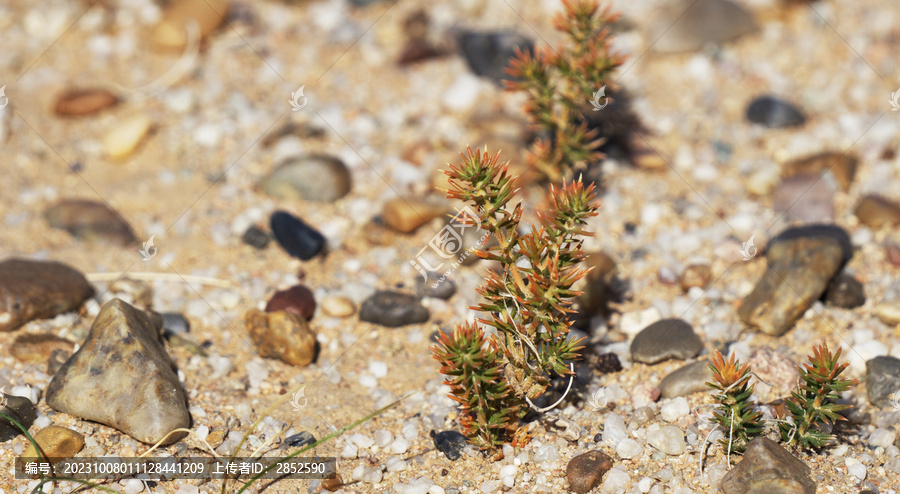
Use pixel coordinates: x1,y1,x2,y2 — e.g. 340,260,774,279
630,319,703,364
719,437,816,493
0,258,94,332
739,224,850,336
46,299,190,445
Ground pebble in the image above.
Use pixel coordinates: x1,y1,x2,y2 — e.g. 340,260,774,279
616,438,642,459
285,431,316,448
865,356,900,408
270,210,326,260
456,30,532,85
259,155,351,203
123,478,144,494
46,299,190,445
566,450,613,494
846,458,867,481
0,258,94,332
619,307,662,337
244,309,317,366
868,428,896,448
659,360,711,398
748,346,799,398
10,333,75,362
630,318,703,364
241,225,271,249
382,197,448,233
591,352,623,374
265,285,316,320
160,312,190,335
652,0,755,53
320,296,355,317
44,199,138,245
602,413,627,447
369,361,388,378
479,480,498,493
773,173,835,223
103,114,153,158
823,273,865,309
781,151,858,192
390,437,410,454
721,438,816,493
646,424,686,456
876,302,900,326
855,194,900,229
152,0,229,50
417,272,457,299
679,263,711,291
0,393,37,442
534,444,560,462
746,96,806,128
602,467,631,493
374,429,393,447
659,397,690,422
54,88,118,116
21,426,84,463
322,475,344,491
359,291,429,327
386,455,408,472
739,224,851,336
47,349,70,375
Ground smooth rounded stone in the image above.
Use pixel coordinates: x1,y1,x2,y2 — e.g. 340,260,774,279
265,285,316,320
417,272,456,299
876,302,900,326
746,96,806,128
566,450,613,494
431,430,468,461
578,251,620,319
22,426,84,463
0,393,37,442
160,313,190,335
719,438,816,494
241,225,271,250
773,173,835,223
10,333,75,364
865,356,900,408
284,431,316,448
359,291,429,327
652,0,755,53
456,30,533,85
823,273,865,309
739,224,851,336
0,258,94,332
382,197,448,233
152,0,229,50
45,199,137,245
647,425,686,455
103,114,153,158
868,428,896,448
123,478,144,494
782,151,858,192
630,319,703,364
54,88,118,116
630,382,661,408
659,360,711,399
244,309,317,367
270,211,326,260
259,155,351,203
320,296,355,318
679,263,711,291
46,299,189,445
854,195,900,229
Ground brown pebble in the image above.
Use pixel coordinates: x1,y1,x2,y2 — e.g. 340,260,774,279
781,151,858,192
321,474,343,491
44,198,137,245
22,426,85,464
265,285,316,320
680,263,712,291
54,88,118,116
10,333,75,363
0,258,94,332
382,197,448,233
245,309,317,366
566,450,613,494
886,244,900,266
855,194,900,229
152,0,229,50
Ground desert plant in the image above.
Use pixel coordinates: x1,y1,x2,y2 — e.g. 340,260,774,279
431,147,599,456
706,351,765,455
779,343,858,449
505,0,624,182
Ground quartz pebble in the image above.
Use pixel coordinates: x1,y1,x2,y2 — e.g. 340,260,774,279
104,114,153,158
616,438,642,459
647,425,686,455
659,397,690,422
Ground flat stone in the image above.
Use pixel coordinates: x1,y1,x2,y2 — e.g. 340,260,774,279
152,0,229,50
782,151,858,192
773,173,835,223
359,291,429,327
0,393,37,442
456,30,533,85
44,199,137,245
10,333,76,363
46,299,190,445
0,258,95,332
866,356,900,409
259,154,351,203
719,437,816,494
739,224,850,336
746,96,806,128
270,211,326,260
659,360,711,399
566,450,613,494
823,273,865,309
265,285,316,320
630,319,703,364
54,88,118,116
431,430,469,461
245,309,317,366
22,426,84,464
382,197,448,233
855,195,900,229
653,0,756,53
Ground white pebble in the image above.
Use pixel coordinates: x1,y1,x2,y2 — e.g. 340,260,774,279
394,477,434,494
358,374,378,388
123,479,144,494
602,466,630,494
619,308,661,337
429,486,445,494
33,415,52,429
208,355,234,379
369,360,388,378
660,397,690,422
390,437,410,454
647,425,686,456
188,406,207,418
638,477,655,493
603,413,628,447
870,429,897,448
386,455,408,472
244,359,269,390
442,74,482,112
348,433,374,449
846,458,867,481
340,443,358,458
352,465,383,483
175,485,199,494
616,438,643,459
195,425,209,442
374,429,393,447
402,420,420,440
10,385,39,405
499,464,517,478
533,444,559,463
480,480,499,493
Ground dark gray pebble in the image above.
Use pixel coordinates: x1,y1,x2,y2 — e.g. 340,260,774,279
746,95,805,128
285,431,316,448
359,291,429,327
823,273,865,309
431,430,469,461
456,30,532,85
417,272,456,300
630,319,703,364
161,312,190,335
242,225,271,250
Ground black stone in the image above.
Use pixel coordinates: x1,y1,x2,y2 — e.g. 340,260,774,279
767,223,853,265
359,291,429,327
242,225,271,250
285,431,316,448
431,430,469,461
592,352,623,374
161,312,190,335
417,272,457,300
456,30,533,85
746,95,806,128
0,393,37,442
270,211,326,260
823,273,865,309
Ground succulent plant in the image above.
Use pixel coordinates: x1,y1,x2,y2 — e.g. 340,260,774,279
707,350,765,454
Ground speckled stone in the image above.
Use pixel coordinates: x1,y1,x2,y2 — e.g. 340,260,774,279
659,360,712,398
245,309,317,366
44,199,137,245
630,319,703,364
566,450,613,494
22,426,84,464
46,299,190,445
719,437,816,493
260,154,351,203
359,291,429,327
0,258,94,332
431,430,469,461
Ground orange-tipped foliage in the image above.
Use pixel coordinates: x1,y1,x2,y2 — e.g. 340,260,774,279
707,351,764,454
